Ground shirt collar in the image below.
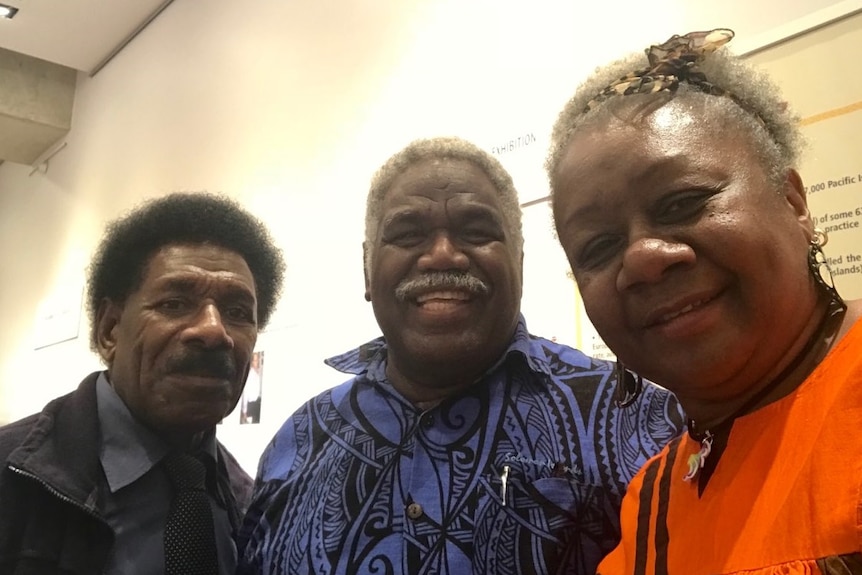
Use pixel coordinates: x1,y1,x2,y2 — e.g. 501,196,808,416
96,372,218,493
324,314,553,380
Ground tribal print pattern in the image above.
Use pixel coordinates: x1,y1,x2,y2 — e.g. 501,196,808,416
238,319,683,575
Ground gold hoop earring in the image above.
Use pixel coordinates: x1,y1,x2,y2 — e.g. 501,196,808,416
812,227,828,248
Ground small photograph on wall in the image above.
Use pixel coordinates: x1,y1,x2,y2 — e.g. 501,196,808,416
239,350,264,425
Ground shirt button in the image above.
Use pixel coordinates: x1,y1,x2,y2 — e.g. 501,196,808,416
421,413,434,428
406,502,424,519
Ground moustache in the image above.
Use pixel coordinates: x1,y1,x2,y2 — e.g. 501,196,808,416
395,271,489,302
165,350,238,380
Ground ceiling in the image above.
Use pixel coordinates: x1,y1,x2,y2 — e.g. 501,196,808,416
1,0,859,75
0,0,172,73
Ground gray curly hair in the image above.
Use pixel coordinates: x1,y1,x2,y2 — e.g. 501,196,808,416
364,136,524,275
546,44,804,196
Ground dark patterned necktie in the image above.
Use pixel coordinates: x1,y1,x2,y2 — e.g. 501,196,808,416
162,452,220,575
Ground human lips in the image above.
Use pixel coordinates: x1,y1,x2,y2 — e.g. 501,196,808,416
643,292,720,329
395,271,489,303
173,370,230,381
657,299,709,323
415,290,472,304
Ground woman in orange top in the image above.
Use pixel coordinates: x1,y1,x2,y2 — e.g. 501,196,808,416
547,29,862,574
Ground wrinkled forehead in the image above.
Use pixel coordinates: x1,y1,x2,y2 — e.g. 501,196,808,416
141,243,256,291
384,157,501,209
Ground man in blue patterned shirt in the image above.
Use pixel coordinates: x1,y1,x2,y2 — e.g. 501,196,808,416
238,137,684,574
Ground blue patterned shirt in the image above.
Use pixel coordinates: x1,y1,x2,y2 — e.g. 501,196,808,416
238,317,684,575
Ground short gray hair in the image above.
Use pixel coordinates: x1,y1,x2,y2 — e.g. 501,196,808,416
365,136,523,275
546,44,804,198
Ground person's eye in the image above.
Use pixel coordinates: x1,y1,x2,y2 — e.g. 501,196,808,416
156,298,191,313
655,189,715,223
224,305,255,323
577,235,623,270
460,226,500,244
384,229,425,247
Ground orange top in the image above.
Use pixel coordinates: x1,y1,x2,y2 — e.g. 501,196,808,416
598,317,862,575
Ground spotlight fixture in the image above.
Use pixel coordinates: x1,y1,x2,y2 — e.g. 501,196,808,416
0,3,18,19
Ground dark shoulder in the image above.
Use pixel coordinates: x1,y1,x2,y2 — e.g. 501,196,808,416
0,374,99,469
0,413,43,463
217,441,253,512
217,442,252,482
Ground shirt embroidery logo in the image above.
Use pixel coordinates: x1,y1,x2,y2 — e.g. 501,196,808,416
503,452,581,479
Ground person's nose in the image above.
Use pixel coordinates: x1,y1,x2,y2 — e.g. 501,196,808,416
417,232,470,272
181,303,235,349
616,233,695,292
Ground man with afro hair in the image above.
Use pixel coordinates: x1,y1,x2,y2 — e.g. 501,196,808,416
0,192,285,575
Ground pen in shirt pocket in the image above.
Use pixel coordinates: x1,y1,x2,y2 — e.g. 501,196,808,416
499,465,509,506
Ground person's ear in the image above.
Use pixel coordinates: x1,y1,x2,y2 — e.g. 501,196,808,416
95,298,123,366
783,169,815,240
363,242,371,302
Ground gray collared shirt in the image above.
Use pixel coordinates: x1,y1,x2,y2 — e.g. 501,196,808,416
96,373,236,574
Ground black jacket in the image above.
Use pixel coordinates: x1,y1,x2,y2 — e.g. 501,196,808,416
0,372,253,575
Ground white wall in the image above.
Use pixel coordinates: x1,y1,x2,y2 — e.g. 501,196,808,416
0,0,855,473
